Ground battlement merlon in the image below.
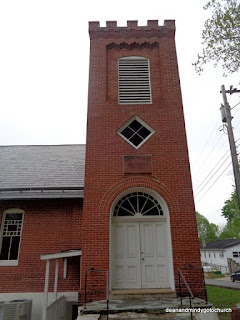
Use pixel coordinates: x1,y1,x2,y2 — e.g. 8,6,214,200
88,20,176,39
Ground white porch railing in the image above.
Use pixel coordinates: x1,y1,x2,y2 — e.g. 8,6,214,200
40,250,82,320
46,296,66,320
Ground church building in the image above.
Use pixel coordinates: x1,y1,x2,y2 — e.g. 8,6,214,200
0,20,204,320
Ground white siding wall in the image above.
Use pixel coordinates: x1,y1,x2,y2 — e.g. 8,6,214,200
201,244,240,273
201,249,227,272
226,244,240,262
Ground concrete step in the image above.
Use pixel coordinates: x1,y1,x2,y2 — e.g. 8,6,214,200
77,315,100,320
80,297,214,320
99,312,219,320
110,289,176,300
99,312,192,319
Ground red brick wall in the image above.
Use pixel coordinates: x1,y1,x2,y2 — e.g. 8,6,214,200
0,199,82,293
81,20,204,299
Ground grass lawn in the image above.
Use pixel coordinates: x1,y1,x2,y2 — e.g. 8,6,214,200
207,285,240,319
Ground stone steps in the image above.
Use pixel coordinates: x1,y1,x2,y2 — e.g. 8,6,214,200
78,296,215,320
78,313,219,320
110,289,176,300
99,312,192,319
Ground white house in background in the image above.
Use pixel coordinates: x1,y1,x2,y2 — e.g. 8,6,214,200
200,238,240,273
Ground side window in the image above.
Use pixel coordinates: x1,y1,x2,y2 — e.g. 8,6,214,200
118,56,152,104
0,209,24,265
233,252,240,258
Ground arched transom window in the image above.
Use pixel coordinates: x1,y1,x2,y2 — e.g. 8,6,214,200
113,192,163,217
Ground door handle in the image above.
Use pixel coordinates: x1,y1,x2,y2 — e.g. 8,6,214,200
142,257,144,261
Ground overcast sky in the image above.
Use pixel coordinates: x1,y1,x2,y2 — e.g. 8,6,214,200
0,0,239,226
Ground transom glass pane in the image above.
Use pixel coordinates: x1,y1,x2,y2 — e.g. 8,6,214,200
114,192,163,217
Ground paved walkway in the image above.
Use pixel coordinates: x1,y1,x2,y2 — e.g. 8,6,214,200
205,278,240,289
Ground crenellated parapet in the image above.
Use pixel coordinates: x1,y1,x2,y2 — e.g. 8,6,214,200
89,20,175,39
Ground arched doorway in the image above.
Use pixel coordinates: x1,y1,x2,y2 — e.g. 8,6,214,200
110,188,174,290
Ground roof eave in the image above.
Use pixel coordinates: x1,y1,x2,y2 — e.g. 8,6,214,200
0,187,84,200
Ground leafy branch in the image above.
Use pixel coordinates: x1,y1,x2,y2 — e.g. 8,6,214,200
193,0,240,75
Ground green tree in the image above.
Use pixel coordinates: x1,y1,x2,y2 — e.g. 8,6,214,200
222,189,238,221
196,212,219,243
193,0,240,75
218,189,240,238
219,215,240,238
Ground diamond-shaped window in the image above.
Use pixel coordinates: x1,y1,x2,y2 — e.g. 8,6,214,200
118,117,154,149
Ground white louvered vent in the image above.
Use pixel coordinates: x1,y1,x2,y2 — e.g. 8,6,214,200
118,57,152,104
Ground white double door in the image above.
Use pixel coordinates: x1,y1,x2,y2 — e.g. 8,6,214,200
112,221,169,289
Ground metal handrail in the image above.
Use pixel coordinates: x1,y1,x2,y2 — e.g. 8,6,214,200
178,268,194,300
84,268,109,319
178,268,194,320
180,265,208,304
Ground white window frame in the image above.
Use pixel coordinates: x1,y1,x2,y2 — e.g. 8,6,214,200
118,56,152,105
0,208,24,266
233,251,240,258
113,191,164,217
118,116,155,149
219,251,224,258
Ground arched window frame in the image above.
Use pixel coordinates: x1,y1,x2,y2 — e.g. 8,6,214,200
0,208,24,266
111,188,167,222
113,191,163,217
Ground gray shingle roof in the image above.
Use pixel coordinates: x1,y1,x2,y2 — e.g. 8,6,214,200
0,145,85,199
201,238,240,250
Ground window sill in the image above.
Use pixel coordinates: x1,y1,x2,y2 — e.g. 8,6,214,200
0,260,18,266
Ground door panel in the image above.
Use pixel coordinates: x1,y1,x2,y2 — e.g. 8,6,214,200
112,222,141,288
112,221,169,289
140,222,169,288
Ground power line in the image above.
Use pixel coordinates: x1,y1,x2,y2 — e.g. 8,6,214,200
193,131,230,182
195,85,240,206
231,101,240,111
194,140,240,193
195,153,232,197
193,130,226,179
191,119,221,171
195,162,232,205
194,148,231,192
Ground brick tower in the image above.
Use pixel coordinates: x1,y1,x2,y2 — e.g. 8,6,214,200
81,20,204,301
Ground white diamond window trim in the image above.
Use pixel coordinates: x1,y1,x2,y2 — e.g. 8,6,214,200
118,56,152,104
114,192,163,217
118,116,154,149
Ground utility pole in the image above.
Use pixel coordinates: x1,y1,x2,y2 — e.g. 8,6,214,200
220,85,240,213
